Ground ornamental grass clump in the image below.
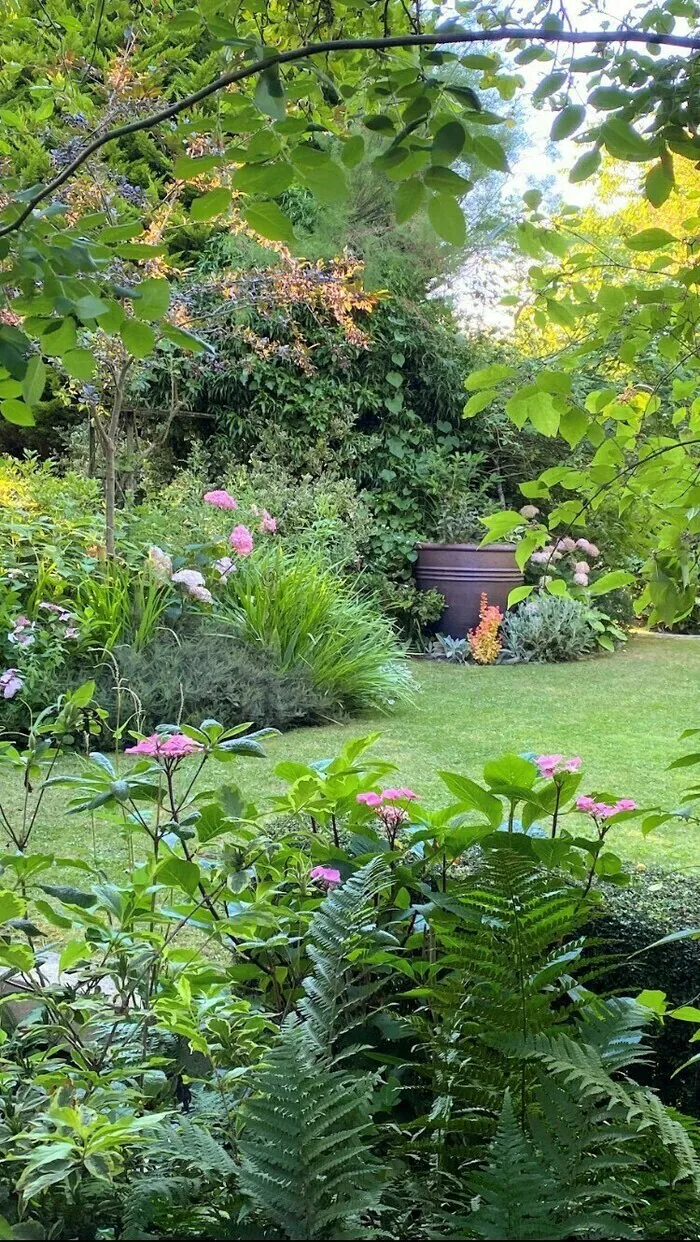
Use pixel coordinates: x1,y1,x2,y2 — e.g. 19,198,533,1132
218,546,413,714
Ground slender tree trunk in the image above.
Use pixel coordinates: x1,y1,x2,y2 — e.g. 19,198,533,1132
104,435,116,559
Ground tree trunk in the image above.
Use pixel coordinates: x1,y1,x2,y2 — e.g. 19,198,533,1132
104,435,116,559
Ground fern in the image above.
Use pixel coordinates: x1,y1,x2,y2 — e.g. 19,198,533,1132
238,1020,382,1240
299,853,391,1056
156,1116,236,1175
120,1174,193,1240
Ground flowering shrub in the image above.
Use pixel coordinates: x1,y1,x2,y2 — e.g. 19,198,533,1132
468,592,503,664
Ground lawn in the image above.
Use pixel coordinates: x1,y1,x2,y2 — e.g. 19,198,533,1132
5,635,700,872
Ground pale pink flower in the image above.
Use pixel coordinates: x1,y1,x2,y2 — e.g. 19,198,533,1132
536,754,564,778
310,865,341,887
560,537,577,552
530,550,549,565
125,734,163,758
259,510,277,534
204,489,238,510
576,795,596,813
357,791,383,808
576,539,600,560
147,545,173,580
125,733,203,760
593,802,617,819
615,798,638,812
0,668,23,699
64,626,80,640
172,568,205,591
378,804,408,831
519,504,539,519
382,786,418,801
565,757,582,772
8,616,34,647
574,561,590,575
189,584,214,605
229,525,254,557
573,572,589,586
214,556,236,579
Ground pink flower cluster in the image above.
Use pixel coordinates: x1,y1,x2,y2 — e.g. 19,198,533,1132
0,668,23,699
148,545,173,581
310,865,341,887
171,568,214,606
530,536,601,584
535,754,582,779
125,733,204,760
251,504,277,534
39,602,79,640
576,795,638,819
357,787,418,808
8,616,35,648
214,556,236,580
204,489,238,511
229,525,254,557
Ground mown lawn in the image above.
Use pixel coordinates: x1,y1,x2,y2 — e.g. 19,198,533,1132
5,635,700,873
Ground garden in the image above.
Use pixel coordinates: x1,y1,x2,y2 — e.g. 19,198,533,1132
1,0,700,1237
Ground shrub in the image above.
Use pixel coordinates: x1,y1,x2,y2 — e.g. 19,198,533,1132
591,868,700,1113
218,546,413,713
501,594,599,663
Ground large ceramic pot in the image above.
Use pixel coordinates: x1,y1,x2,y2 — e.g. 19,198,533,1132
415,542,522,639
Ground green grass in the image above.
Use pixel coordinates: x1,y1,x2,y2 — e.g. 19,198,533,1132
4,636,700,874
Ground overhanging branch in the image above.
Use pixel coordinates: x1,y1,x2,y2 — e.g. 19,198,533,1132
1,24,698,239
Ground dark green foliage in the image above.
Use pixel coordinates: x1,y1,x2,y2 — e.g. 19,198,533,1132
590,870,700,1111
103,624,331,734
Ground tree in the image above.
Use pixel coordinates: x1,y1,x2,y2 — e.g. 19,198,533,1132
0,0,698,591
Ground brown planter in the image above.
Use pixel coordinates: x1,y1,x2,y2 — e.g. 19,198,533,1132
415,543,523,639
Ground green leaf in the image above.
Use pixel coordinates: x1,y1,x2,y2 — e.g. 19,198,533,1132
135,278,170,321
0,943,34,972
158,855,200,897
588,570,636,596
0,379,22,398
550,105,586,141
254,67,286,123
120,320,156,360
162,323,210,354
533,70,567,101
341,135,365,168
22,355,46,405
40,317,76,356
505,389,559,436
39,884,96,909
508,584,535,607
98,223,145,243
483,754,537,791
463,389,497,418
465,364,516,391
546,578,568,597
669,1006,700,1023
479,510,523,546
472,135,510,172
62,348,95,380
173,154,222,180
74,295,110,323
569,148,601,183
431,120,466,164
428,194,466,245
232,160,295,196
242,201,296,243
588,86,635,110
190,187,232,222
559,407,589,448
424,166,472,195
0,889,24,924
625,228,677,251
301,161,347,204
438,772,502,826
395,178,425,223
1,398,34,426
59,939,92,973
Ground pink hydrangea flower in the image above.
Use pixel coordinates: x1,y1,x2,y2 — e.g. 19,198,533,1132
519,504,539,519
573,572,589,586
8,616,34,647
0,668,23,699
147,545,173,580
310,865,342,887
530,550,550,565
576,538,600,560
259,510,277,534
378,804,408,831
125,733,203,760
229,525,254,557
204,489,238,510
576,795,596,813
172,569,205,592
615,798,638,812
189,584,214,605
560,537,577,552
381,787,418,801
357,791,383,808
214,556,236,580
537,755,581,778
574,561,590,575
64,626,80,640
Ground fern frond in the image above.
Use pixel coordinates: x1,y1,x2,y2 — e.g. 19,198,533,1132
238,1021,382,1240
156,1116,236,1175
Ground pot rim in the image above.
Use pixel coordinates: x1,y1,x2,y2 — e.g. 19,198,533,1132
415,541,518,551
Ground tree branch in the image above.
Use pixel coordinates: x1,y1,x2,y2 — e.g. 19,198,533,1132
1,25,698,239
